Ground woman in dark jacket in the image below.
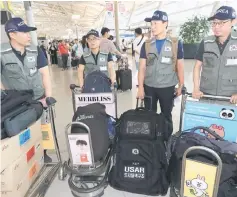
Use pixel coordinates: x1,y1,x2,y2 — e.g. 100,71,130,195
48,41,58,65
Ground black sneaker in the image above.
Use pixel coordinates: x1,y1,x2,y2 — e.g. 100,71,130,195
44,151,52,163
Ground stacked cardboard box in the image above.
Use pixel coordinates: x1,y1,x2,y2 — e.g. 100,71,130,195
1,120,44,197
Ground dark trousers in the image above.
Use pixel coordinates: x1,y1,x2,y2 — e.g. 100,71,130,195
61,54,68,68
144,84,175,135
51,54,58,64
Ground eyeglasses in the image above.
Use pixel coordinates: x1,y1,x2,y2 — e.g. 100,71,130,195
211,20,230,27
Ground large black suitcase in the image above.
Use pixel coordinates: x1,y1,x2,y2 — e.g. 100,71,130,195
109,100,169,195
116,69,132,91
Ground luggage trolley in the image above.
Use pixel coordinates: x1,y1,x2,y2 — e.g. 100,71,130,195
58,84,118,197
60,122,112,197
25,97,63,197
170,88,237,197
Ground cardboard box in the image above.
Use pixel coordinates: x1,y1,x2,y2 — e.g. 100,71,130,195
1,140,43,191
28,155,44,186
1,176,30,197
0,120,41,172
1,155,44,197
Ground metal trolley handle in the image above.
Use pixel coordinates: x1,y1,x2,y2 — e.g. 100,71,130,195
180,146,223,197
70,83,117,91
65,121,95,167
46,97,57,106
182,86,231,101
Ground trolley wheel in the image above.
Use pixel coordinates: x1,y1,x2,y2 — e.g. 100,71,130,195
58,162,67,181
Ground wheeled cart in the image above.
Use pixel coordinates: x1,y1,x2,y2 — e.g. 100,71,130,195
57,84,118,197
169,88,237,197
25,97,63,197
58,122,112,197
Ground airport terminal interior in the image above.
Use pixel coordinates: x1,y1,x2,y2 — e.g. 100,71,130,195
1,1,237,197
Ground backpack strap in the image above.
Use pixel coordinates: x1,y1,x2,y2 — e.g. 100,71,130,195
170,37,179,72
137,35,144,46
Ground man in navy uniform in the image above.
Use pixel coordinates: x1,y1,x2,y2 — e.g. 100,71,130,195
137,10,184,136
193,6,237,104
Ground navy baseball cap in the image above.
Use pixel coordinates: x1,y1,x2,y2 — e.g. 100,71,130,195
86,29,99,38
145,10,168,22
208,6,236,21
5,17,37,33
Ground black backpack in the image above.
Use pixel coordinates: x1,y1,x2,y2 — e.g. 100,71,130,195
168,127,237,197
109,101,169,195
71,103,114,162
82,71,111,93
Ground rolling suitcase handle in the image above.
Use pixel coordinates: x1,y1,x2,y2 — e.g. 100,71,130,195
136,98,144,109
136,96,152,111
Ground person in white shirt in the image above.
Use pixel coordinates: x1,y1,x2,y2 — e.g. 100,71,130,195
133,28,147,71
133,28,147,86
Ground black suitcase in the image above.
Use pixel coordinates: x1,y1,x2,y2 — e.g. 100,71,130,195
116,69,132,91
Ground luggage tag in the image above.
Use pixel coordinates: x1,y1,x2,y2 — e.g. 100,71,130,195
41,108,55,150
68,133,93,166
100,66,107,71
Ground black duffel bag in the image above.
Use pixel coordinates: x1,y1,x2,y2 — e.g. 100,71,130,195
1,90,43,139
168,127,237,197
109,100,169,196
71,103,112,162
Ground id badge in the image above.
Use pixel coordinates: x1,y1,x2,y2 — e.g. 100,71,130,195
226,59,237,66
29,67,37,76
161,57,171,64
100,66,107,71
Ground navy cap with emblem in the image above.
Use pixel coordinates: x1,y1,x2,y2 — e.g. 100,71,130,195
5,17,37,33
144,10,168,22
208,6,236,21
86,29,99,38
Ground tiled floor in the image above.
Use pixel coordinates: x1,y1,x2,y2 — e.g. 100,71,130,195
44,58,195,197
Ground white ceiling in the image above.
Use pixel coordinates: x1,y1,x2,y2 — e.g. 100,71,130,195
10,1,138,38
7,1,237,39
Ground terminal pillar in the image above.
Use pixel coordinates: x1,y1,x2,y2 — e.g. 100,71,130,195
24,1,38,46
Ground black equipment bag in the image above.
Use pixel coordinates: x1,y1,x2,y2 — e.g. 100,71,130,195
116,69,132,91
168,127,237,197
1,90,43,139
71,103,112,162
71,58,79,68
109,99,169,195
116,57,132,91
82,71,112,93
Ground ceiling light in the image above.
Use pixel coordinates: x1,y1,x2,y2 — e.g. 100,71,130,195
71,15,80,20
